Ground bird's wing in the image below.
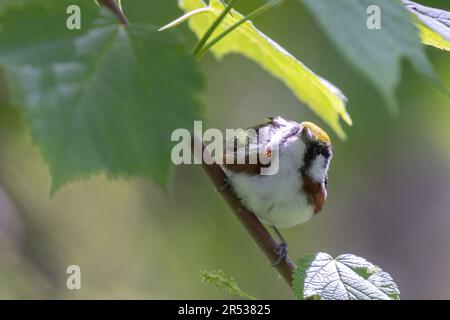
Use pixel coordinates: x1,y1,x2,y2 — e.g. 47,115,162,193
222,117,300,174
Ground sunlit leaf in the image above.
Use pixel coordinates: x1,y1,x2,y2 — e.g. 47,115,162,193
418,23,450,51
404,0,450,51
179,0,352,140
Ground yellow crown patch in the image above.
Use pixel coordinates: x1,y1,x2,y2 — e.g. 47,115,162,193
301,122,331,145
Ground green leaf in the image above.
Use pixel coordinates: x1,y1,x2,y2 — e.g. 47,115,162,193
200,270,257,300
418,23,450,51
292,252,400,300
404,0,450,41
179,0,352,140
0,0,203,192
302,0,441,112
404,0,450,51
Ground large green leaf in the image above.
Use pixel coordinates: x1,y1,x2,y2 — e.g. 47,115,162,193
0,0,203,192
293,252,400,300
178,0,352,140
302,0,440,111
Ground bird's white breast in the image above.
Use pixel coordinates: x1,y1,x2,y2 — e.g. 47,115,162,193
223,138,315,228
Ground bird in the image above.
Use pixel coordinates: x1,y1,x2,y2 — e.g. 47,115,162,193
221,116,332,265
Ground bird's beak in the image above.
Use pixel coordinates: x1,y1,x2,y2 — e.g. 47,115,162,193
301,126,312,143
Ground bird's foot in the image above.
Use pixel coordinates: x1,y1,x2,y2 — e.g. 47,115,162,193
272,242,290,266
215,178,230,192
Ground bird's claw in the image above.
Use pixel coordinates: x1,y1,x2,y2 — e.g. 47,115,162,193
272,242,290,266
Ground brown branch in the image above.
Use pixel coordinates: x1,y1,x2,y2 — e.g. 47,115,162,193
98,0,129,25
192,135,295,287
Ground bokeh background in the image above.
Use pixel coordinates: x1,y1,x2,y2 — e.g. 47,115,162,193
0,0,449,299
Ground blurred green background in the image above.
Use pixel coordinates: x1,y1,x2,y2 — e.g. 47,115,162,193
0,0,449,299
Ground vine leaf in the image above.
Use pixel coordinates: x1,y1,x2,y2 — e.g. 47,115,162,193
417,23,450,51
200,270,257,300
292,252,400,300
403,0,450,41
302,0,442,112
179,0,352,140
404,0,450,51
0,0,203,193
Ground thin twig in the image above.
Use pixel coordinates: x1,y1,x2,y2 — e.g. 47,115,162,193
192,135,295,287
98,0,129,25
197,0,282,59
